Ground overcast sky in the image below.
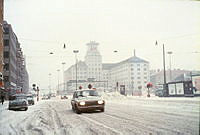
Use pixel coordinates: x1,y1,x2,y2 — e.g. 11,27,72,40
4,0,200,89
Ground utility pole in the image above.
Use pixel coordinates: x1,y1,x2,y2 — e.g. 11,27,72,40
62,62,66,92
48,73,51,95
167,51,173,81
57,69,60,94
156,41,167,96
73,50,79,90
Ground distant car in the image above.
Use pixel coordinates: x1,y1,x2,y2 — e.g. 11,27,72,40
61,95,68,99
42,95,50,100
8,94,28,111
71,89,105,114
27,95,35,105
155,89,164,97
51,93,56,97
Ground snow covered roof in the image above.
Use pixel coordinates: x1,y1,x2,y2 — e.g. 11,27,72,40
116,56,149,66
102,63,117,70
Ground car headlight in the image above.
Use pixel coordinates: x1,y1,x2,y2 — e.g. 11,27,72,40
79,101,85,105
98,100,104,104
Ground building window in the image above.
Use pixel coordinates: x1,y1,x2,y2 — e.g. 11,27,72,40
137,72,140,75
4,28,9,34
137,77,141,79
137,64,140,66
131,77,134,80
4,76,9,82
3,52,9,58
3,40,9,46
137,81,141,84
144,68,147,71
4,64,9,70
131,68,134,71
131,73,134,75
137,68,140,71
144,76,147,79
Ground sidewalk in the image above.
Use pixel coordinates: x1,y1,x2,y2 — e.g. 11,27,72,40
0,101,8,112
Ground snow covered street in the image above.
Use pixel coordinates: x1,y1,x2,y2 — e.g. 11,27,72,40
0,96,199,135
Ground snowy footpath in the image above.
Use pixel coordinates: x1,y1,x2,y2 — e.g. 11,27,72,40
0,94,199,135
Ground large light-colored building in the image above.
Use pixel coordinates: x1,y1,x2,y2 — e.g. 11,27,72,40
64,42,150,95
103,51,150,95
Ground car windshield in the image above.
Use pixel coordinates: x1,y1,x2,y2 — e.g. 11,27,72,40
77,90,99,97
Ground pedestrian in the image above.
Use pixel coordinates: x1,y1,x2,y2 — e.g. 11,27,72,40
1,94,4,105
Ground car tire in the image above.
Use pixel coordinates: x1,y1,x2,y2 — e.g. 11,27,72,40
101,108,105,112
75,106,81,114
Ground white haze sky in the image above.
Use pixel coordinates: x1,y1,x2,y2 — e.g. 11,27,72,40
4,0,200,89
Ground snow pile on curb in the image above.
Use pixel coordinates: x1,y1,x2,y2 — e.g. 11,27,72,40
101,92,127,101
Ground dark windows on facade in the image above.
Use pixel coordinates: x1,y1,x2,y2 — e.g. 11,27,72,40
4,64,9,70
4,76,9,82
3,27,9,34
3,52,9,58
3,39,9,46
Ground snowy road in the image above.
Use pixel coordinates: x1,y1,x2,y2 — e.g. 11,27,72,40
0,97,199,135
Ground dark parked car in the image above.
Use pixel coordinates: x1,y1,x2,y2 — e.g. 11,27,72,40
155,89,164,97
8,94,28,111
71,89,105,114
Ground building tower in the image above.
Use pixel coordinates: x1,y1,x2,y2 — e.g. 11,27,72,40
85,41,102,81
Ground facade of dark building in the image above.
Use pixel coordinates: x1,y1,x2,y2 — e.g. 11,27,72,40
3,21,29,95
3,21,17,95
0,0,4,73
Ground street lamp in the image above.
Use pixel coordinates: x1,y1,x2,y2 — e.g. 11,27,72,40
48,73,51,94
155,41,167,96
167,51,173,81
73,50,79,90
113,50,118,92
57,69,60,94
62,62,66,91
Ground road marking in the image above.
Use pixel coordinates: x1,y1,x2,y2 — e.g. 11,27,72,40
79,115,123,135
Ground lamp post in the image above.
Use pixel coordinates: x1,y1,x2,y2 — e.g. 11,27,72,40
73,50,79,90
113,50,118,92
167,51,173,81
48,73,51,94
155,41,167,96
57,69,60,94
62,62,66,91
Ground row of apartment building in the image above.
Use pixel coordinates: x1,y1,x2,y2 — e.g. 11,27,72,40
2,21,29,96
64,41,150,95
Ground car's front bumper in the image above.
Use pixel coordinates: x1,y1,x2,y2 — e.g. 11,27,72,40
77,104,104,111
9,105,28,110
